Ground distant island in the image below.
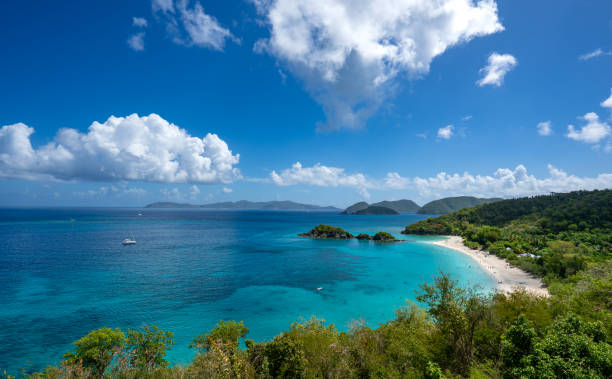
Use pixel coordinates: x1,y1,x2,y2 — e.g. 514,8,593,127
417,196,502,214
340,197,503,215
355,206,400,215
299,225,401,242
145,200,340,211
341,199,420,214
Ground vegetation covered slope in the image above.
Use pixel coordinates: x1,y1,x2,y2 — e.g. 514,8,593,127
417,196,503,214
340,201,369,214
341,199,420,214
372,199,421,212
404,190,612,283
354,205,400,215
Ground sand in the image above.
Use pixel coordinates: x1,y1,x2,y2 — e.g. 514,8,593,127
429,236,549,297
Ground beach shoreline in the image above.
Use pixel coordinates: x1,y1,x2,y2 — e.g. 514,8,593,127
429,236,549,297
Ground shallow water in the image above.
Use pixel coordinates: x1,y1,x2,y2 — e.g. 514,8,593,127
0,208,495,374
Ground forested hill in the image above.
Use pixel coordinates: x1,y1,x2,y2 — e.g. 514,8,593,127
417,196,502,214
404,190,612,281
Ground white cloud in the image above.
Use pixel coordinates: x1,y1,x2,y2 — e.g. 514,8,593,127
579,48,612,61
601,89,612,109
152,0,174,13
190,185,201,198
127,32,146,51
161,187,182,200
566,112,611,144
133,17,148,27
74,184,147,198
222,187,233,193
253,0,504,130
477,52,517,87
153,0,237,51
0,114,240,183
270,162,372,197
437,125,454,140
269,163,612,200
404,164,612,198
537,121,552,136
462,115,473,121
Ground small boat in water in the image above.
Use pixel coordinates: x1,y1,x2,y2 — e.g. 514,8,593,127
137,212,143,216
122,238,136,245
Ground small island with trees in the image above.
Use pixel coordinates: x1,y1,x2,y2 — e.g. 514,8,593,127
299,225,402,242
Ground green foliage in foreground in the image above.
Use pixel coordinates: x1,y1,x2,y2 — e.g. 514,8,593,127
10,270,611,379
403,190,612,285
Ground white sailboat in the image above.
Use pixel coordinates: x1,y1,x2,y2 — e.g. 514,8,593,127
121,237,136,245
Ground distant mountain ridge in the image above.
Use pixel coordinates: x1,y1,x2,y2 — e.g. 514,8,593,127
417,196,503,215
341,199,420,214
146,200,340,210
354,205,400,215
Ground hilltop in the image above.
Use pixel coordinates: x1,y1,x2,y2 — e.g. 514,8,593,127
145,200,340,211
341,199,420,214
354,205,400,215
417,196,502,214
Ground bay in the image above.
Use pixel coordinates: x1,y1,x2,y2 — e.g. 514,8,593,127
0,208,495,374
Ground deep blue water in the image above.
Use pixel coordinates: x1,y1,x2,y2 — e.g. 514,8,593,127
0,208,495,374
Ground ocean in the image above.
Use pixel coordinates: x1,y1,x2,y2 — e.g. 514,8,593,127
0,208,495,374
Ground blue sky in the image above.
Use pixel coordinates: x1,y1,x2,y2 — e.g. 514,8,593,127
0,0,611,207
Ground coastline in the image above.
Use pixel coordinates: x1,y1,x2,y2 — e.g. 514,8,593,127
429,236,549,297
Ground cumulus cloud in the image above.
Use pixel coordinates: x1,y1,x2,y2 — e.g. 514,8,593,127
537,121,552,136
477,52,517,87
222,187,233,193
437,125,454,140
566,112,611,144
601,89,612,109
579,48,612,61
153,0,238,51
270,162,372,196
133,17,148,27
127,32,146,51
269,163,612,200
402,165,612,198
190,185,201,198
253,0,504,130
152,0,174,13
74,184,147,198
0,114,240,183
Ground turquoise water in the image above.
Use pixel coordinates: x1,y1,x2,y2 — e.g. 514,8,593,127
0,208,495,374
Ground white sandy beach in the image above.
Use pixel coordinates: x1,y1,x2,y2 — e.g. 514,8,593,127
430,236,549,297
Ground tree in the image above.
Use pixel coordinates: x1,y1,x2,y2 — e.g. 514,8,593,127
63,327,125,378
417,272,490,375
190,320,249,353
502,315,612,378
125,325,174,370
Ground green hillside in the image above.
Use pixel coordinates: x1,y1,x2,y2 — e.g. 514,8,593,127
354,205,400,215
341,199,420,214
404,190,612,282
372,199,421,212
340,201,369,214
417,196,503,214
